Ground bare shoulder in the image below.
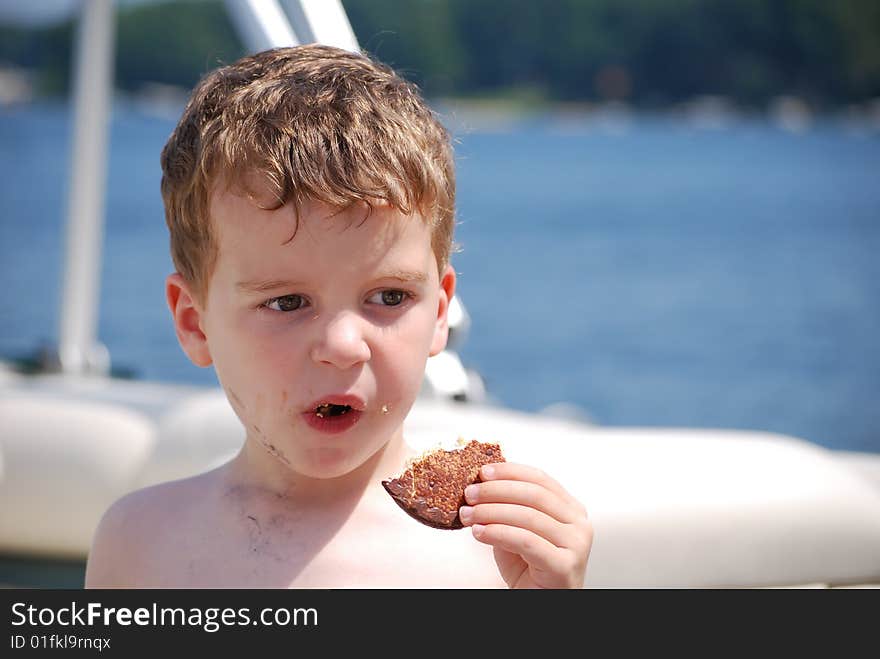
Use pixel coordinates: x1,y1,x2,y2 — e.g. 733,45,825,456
84,470,219,588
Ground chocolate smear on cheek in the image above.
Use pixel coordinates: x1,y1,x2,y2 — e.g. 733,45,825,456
251,424,292,466
263,441,291,466
227,388,247,415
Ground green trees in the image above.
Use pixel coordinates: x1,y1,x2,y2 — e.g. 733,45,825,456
1,0,877,109
344,0,880,109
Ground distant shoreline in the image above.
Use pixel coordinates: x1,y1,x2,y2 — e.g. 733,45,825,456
3,81,879,137
432,95,880,136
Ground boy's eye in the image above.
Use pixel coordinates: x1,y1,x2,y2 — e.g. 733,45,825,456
369,289,408,306
265,294,306,312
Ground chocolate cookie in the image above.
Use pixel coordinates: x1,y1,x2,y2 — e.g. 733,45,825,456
382,439,505,529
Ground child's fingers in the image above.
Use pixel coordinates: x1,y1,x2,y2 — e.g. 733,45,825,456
460,502,573,548
468,462,592,588
465,479,582,525
479,462,583,509
470,523,562,575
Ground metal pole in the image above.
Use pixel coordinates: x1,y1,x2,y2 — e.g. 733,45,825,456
57,0,115,375
223,0,299,52
279,0,360,51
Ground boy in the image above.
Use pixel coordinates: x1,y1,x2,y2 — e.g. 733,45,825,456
85,45,592,588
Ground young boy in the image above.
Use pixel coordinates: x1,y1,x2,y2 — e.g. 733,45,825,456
84,45,592,588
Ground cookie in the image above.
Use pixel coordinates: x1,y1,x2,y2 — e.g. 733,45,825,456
382,439,505,529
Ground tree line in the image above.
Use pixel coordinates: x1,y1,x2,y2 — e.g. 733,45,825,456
1,0,878,110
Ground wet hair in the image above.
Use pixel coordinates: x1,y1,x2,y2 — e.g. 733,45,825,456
160,44,455,302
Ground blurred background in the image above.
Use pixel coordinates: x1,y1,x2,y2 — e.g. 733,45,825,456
1,0,879,454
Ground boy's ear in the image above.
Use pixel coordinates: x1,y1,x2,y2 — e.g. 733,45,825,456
429,265,457,357
165,273,212,367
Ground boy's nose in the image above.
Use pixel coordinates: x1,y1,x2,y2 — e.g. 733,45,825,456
309,311,371,369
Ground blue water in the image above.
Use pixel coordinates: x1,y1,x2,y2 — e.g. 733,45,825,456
1,103,879,453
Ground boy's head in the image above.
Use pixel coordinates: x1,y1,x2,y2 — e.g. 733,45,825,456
161,45,459,480
160,44,455,305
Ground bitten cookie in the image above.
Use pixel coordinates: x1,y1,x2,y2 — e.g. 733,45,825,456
382,440,505,529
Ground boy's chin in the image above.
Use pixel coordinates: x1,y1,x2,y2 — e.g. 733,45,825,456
303,447,356,476
300,440,399,481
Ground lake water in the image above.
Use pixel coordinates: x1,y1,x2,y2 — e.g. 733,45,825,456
1,103,879,453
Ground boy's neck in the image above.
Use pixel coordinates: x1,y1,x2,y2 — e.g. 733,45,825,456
221,429,412,506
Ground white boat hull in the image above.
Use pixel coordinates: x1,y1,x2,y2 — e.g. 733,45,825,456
2,367,879,588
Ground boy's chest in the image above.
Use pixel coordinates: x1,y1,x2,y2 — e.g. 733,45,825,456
298,518,504,588
153,501,504,588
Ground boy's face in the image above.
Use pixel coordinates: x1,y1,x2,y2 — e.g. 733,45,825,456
167,186,455,480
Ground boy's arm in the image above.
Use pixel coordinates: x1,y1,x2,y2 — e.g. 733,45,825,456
458,462,592,589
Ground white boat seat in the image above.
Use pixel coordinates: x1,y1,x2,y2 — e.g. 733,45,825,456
2,384,880,587
0,397,154,558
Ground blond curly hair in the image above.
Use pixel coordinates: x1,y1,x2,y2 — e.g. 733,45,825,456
160,44,455,302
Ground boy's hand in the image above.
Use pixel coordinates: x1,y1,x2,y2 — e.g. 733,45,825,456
459,462,592,589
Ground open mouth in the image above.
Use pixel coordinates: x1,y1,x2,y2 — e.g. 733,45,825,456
315,403,352,418
304,398,364,434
